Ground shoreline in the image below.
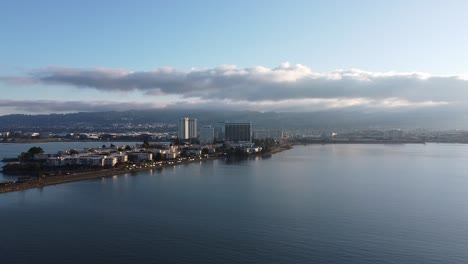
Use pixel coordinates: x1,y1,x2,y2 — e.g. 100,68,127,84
0,145,292,194
0,139,145,144
6,139,468,145
0,157,216,194
5,138,468,145
289,140,426,145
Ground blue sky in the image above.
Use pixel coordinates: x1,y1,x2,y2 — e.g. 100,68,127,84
1,0,468,114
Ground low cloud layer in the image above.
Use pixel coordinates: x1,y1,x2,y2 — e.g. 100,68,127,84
0,97,450,115
4,63,468,101
0,100,164,113
1,63,467,113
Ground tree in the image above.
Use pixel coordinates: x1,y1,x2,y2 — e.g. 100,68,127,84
143,139,150,148
20,147,44,161
202,148,209,155
28,147,44,155
234,147,247,157
180,147,189,157
154,152,163,161
69,149,79,155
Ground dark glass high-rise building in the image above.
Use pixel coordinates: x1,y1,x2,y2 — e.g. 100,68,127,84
224,122,252,143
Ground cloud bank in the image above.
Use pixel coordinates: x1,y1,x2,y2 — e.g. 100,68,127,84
1,63,467,113
0,100,164,113
0,97,450,115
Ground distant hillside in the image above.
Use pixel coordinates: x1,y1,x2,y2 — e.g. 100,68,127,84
0,108,467,133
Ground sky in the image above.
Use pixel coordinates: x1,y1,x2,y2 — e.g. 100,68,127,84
1,0,468,115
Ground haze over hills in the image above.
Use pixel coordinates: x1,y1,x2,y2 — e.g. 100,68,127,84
2,2,468,133
1,107,467,133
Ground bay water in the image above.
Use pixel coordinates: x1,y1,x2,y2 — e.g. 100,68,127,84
1,143,468,263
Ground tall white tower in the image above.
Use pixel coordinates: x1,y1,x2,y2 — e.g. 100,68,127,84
178,117,198,139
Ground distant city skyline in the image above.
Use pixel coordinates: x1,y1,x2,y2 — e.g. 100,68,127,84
1,0,468,115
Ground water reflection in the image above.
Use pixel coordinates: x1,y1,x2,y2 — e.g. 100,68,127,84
2,144,468,263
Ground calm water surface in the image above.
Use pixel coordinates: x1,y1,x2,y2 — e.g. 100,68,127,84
1,143,468,263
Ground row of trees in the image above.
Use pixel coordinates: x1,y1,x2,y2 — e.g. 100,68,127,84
253,138,278,153
19,147,44,161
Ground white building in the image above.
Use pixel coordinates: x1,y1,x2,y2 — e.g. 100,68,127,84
47,155,104,167
79,156,105,167
199,125,214,144
46,157,65,167
165,153,178,159
111,152,128,163
178,117,198,140
104,157,118,167
64,155,80,165
152,142,178,152
128,152,153,162
47,154,122,168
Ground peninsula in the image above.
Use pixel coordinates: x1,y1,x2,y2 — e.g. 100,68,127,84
0,142,292,194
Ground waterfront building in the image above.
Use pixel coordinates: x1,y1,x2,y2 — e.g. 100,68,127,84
149,143,180,159
224,122,252,143
152,142,178,152
128,152,153,162
46,157,65,167
104,157,118,167
79,156,105,167
253,129,283,141
165,152,177,159
178,117,198,140
64,155,80,165
111,152,128,163
200,125,215,145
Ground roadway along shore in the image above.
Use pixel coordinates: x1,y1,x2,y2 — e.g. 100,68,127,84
0,144,292,194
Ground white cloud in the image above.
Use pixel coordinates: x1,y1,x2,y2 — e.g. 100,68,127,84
0,63,465,113
168,97,448,112
0,97,449,115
